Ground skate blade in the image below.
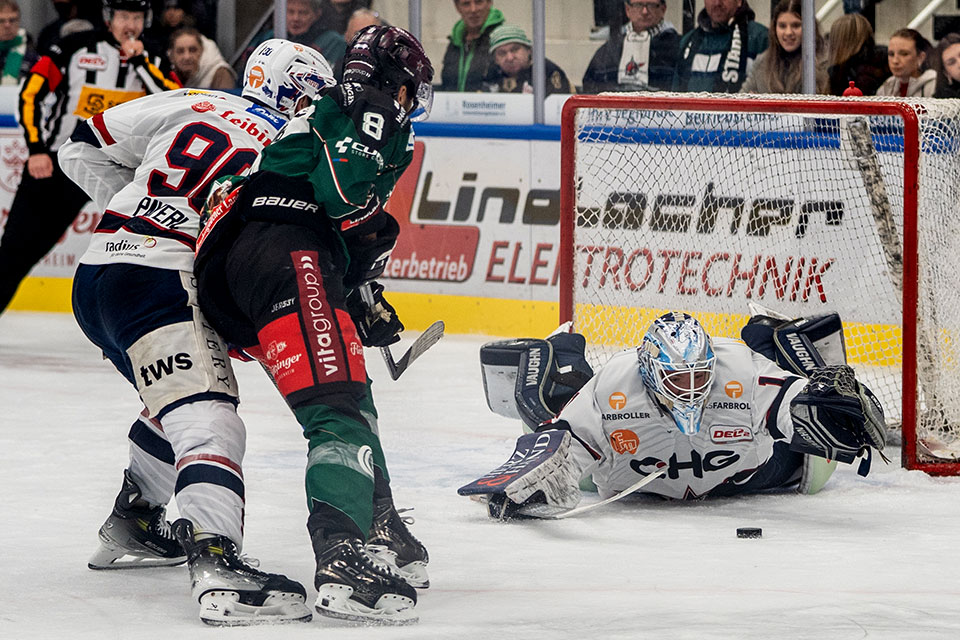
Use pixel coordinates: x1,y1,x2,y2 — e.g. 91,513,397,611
365,546,430,589
88,544,186,570
314,584,418,626
199,591,312,626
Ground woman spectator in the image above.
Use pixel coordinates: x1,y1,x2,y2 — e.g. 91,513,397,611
933,32,960,99
827,12,888,96
740,0,827,94
168,27,235,89
876,28,935,98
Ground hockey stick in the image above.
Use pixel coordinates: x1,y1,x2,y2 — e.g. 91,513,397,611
845,118,940,421
519,467,668,519
360,283,445,380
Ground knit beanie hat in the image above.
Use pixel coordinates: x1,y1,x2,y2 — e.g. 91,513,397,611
489,24,532,52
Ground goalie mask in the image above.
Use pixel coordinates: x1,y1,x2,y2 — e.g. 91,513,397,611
242,39,336,118
638,312,716,436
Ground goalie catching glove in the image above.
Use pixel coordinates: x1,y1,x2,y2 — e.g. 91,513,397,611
458,429,582,519
345,282,403,347
789,365,887,474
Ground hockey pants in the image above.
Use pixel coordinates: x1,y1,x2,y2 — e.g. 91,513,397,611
196,220,392,538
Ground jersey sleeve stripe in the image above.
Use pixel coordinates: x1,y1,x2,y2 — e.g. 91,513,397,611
764,375,802,439
140,58,182,92
29,56,62,90
19,74,48,146
91,113,116,146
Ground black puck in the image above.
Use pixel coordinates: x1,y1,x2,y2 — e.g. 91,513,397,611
737,527,762,538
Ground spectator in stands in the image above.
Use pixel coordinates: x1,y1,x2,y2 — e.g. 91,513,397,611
145,0,193,55
238,0,346,75
933,32,960,99
482,24,574,95
440,0,504,92
826,12,888,96
168,26,234,89
344,8,382,45
37,0,100,52
0,0,38,86
740,0,827,94
582,1,679,93
591,0,626,41
876,28,935,98
320,0,372,36
673,0,768,93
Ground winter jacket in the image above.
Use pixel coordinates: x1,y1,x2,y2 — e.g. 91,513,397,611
739,48,829,94
673,1,768,93
934,78,960,99
828,43,888,96
876,68,937,98
440,8,505,92
582,21,680,93
483,57,574,95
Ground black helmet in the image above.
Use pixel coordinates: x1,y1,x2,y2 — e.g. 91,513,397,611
342,26,434,121
102,0,152,27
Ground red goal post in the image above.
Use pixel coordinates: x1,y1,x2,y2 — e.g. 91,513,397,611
559,93,960,475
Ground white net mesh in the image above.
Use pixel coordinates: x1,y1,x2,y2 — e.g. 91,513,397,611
564,93,960,467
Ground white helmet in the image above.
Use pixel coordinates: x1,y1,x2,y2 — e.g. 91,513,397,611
242,39,336,117
638,312,716,436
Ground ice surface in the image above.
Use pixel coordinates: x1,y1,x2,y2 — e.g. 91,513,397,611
2,312,960,639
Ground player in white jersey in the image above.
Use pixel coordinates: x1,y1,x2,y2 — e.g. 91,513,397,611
461,312,887,518
58,39,336,625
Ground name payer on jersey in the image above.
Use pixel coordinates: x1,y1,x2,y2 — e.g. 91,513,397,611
80,90,284,271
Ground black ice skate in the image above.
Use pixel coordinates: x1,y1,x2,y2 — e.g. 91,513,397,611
88,469,186,570
312,531,418,625
366,499,430,588
173,519,311,626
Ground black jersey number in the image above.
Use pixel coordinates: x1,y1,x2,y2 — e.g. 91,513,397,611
148,122,259,213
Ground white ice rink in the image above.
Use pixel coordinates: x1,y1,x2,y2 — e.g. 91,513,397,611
2,311,960,639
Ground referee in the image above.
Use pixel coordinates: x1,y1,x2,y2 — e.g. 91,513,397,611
0,0,179,316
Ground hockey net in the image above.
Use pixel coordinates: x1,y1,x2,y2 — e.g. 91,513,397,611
559,93,960,475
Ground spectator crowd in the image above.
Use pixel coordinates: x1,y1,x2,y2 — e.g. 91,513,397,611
11,0,960,98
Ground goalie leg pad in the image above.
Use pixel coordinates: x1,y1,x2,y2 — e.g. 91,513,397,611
458,430,582,519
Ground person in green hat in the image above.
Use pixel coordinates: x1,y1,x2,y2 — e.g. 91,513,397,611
440,0,504,92
482,23,574,95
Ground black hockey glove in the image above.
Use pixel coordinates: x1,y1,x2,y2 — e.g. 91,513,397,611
345,282,403,347
343,213,400,290
789,365,887,473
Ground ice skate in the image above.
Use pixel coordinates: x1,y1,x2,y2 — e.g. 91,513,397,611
173,519,311,626
366,499,430,588
88,469,186,570
312,531,418,625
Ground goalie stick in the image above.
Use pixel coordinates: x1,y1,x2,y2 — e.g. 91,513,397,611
536,467,667,519
845,117,943,438
361,283,444,380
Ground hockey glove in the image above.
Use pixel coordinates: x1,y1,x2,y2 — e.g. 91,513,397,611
789,365,887,473
343,212,400,289
345,282,404,347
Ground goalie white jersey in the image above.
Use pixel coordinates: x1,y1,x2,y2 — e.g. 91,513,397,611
559,338,809,500
59,89,286,271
